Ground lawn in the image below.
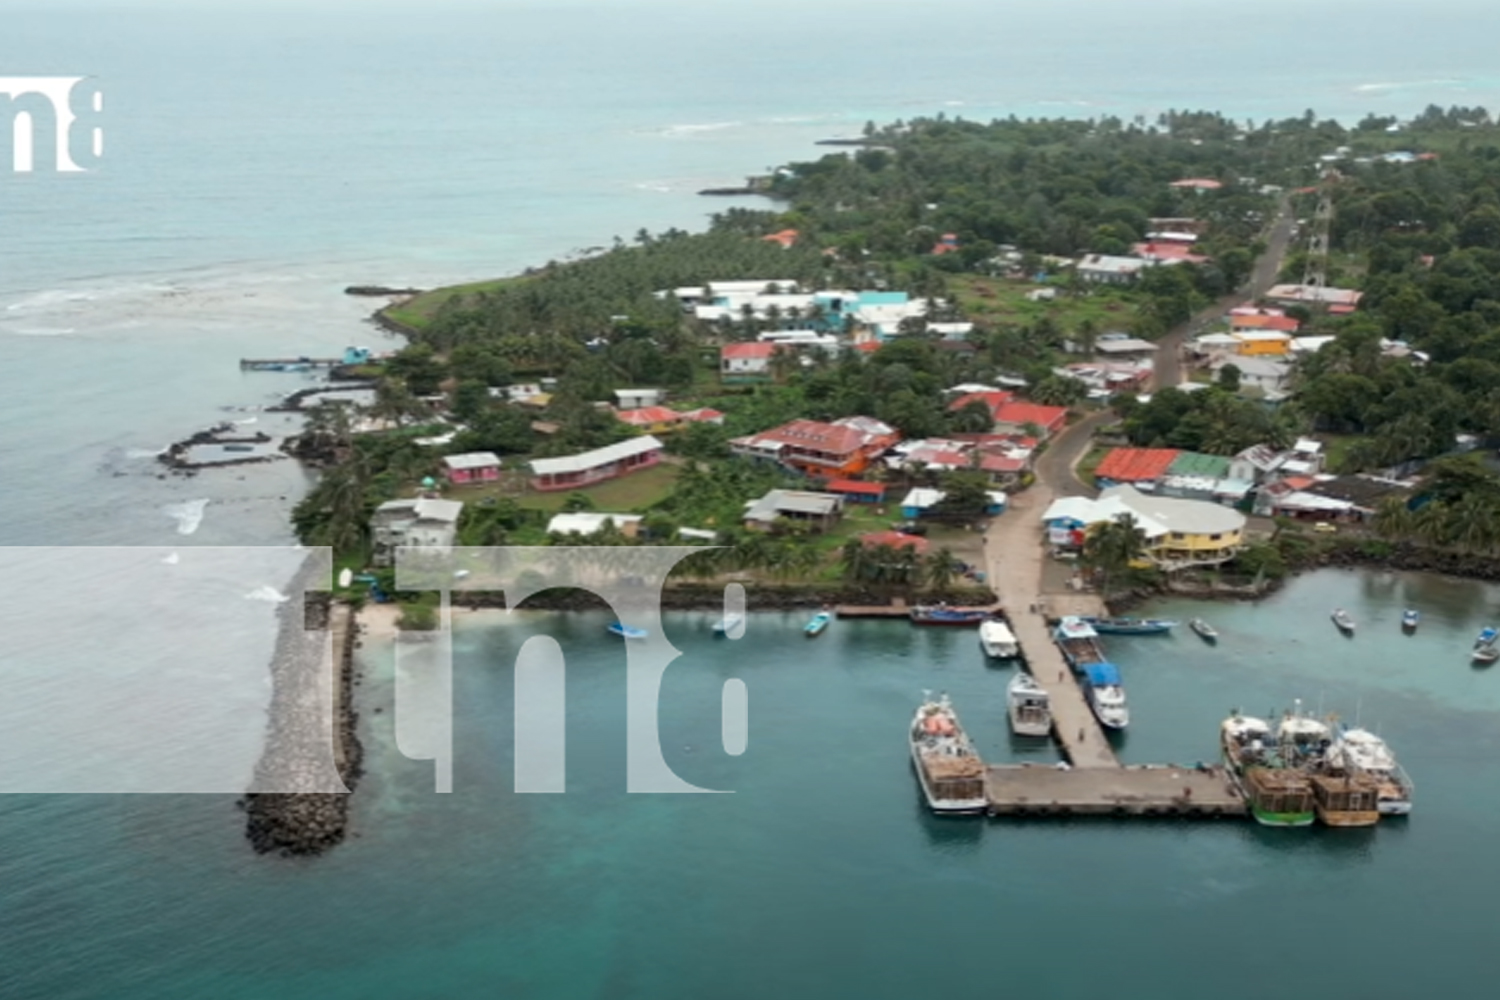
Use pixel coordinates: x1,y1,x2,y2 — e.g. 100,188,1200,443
513,463,683,514
381,276,527,331
949,275,1140,333
1075,444,1110,488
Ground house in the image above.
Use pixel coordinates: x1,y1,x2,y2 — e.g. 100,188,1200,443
1167,452,1232,480
1077,254,1149,284
370,498,464,568
762,229,799,248
614,388,664,411
720,342,775,382
1169,178,1224,191
991,400,1069,438
1228,444,1288,484
528,435,664,492
1041,485,1245,567
442,451,502,484
859,530,930,555
1214,355,1290,393
1093,336,1159,359
1157,475,1254,506
899,487,1006,519
926,321,974,340
1093,448,1181,489
1230,330,1294,356
730,416,900,478
1131,242,1210,265
825,479,887,504
614,406,722,435
1061,362,1152,398
742,490,844,532
1148,217,1210,235
1264,284,1363,309
1230,313,1301,335
545,512,643,538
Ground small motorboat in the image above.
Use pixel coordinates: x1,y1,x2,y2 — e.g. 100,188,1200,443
1474,645,1500,665
607,622,648,640
805,611,832,637
1190,618,1218,642
1476,626,1498,649
1080,616,1178,635
909,605,990,626
1401,609,1420,631
712,614,744,637
1331,609,1356,634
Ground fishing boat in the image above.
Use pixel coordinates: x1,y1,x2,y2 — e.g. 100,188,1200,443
909,604,990,626
1081,662,1129,730
1189,618,1218,642
978,616,1020,659
1053,616,1107,670
1474,645,1500,665
1309,772,1382,827
909,692,988,814
1325,727,1413,817
1476,626,1498,648
804,611,832,637
1006,672,1051,737
1277,700,1333,768
1331,608,1356,634
1219,712,1315,827
1401,609,1420,631
1079,616,1178,635
607,622,648,640
711,614,744,637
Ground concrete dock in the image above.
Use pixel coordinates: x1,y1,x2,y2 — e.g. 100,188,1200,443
985,764,1245,817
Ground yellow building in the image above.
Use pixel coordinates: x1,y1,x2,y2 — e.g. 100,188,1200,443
1231,330,1293,356
1041,485,1245,569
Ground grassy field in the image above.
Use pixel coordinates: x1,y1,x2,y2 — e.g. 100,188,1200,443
949,275,1140,333
381,276,525,331
1075,444,1110,488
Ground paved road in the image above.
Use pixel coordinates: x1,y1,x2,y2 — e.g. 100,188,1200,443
1151,196,1299,390
1035,410,1113,499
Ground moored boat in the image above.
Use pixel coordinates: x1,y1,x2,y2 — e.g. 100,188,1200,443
712,613,744,637
1219,712,1315,827
1476,626,1498,648
1309,772,1382,827
1006,672,1052,737
910,692,988,814
1189,618,1218,642
910,604,991,626
1325,727,1412,817
1081,662,1129,729
804,611,832,637
1079,616,1178,635
1401,609,1420,631
979,616,1020,659
1331,608,1355,634
1054,616,1106,670
607,622,648,640
1474,645,1500,665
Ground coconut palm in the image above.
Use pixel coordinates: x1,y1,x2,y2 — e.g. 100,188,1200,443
922,547,963,593
1082,512,1149,594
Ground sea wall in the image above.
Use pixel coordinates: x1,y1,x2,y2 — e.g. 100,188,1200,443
242,569,364,857
436,584,998,613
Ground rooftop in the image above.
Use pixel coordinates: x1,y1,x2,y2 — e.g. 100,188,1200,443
443,451,502,471
1168,452,1231,478
529,435,663,477
1094,447,1181,483
1101,483,1246,535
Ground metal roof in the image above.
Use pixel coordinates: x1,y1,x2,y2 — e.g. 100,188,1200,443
529,436,663,477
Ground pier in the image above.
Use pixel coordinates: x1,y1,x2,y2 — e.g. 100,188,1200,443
240,357,345,370
985,764,1245,817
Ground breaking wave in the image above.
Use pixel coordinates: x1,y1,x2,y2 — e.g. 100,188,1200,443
164,499,209,536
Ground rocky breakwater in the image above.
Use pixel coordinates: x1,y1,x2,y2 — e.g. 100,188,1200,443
243,556,364,857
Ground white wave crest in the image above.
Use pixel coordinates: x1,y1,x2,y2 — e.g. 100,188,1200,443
660,121,741,137
244,585,289,603
164,499,209,535
162,552,179,565
127,445,169,459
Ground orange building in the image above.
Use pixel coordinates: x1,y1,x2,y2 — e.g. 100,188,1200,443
730,416,900,478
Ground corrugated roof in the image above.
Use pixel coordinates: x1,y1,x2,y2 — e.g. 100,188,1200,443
529,436,663,477
827,479,886,496
1168,452,1231,478
443,451,501,471
1095,448,1180,483
860,531,930,554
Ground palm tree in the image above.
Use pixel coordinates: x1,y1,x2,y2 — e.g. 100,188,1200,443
922,547,962,593
840,538,872,586
1082,513,1149,594
1372,496,1416,542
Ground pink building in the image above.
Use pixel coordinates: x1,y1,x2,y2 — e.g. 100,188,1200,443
442,451,502,484
529,435,664,492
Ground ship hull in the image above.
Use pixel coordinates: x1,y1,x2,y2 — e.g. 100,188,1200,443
908,754,987,814
1316,807,1380,828
1250,805,1316,827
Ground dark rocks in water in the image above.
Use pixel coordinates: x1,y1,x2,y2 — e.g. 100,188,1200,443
344,285,422,297
698,186,760,196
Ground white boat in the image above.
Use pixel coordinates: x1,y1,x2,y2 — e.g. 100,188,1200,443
1331,608,1355,634
712,613,744,637
1081,662,1129,729
1190,618,1218,642
1475,645,1500,665
1325,727,1413,816
979,617,1020,659
909,692,988,814
1007,672,1051,737
1276,700,1332,766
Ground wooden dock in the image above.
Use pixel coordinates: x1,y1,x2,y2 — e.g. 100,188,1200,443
985,764,1246,817
835,599,910,619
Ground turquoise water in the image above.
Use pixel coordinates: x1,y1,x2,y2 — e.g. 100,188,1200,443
10,570,1500,998
7,3,1500,995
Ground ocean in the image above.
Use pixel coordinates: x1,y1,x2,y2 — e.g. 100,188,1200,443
4,1,1500,996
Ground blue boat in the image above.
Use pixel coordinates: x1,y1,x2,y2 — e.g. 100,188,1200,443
712,614,744,637
1477,626,1498,649
607,622,648,640
805,611,832,637
1082,662,1129,729
1079,616,1178,636
1401,609,1420,631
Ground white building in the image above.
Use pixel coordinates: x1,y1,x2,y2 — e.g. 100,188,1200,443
545,512,643,537
1076,254,1149,284
370,498,464,568
614,388,665,410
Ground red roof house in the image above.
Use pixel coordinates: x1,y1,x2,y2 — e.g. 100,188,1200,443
721,342,775,382
762,229,799,248
1170,178,1223,191
992,400,1069,438
730,417,900,478
826,479,887,503
859,531,930,555
1094,447,1181,485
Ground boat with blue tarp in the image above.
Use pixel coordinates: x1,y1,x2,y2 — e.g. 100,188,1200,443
1081,661,1129,729
607,622,648,640
1053,616,1107,670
